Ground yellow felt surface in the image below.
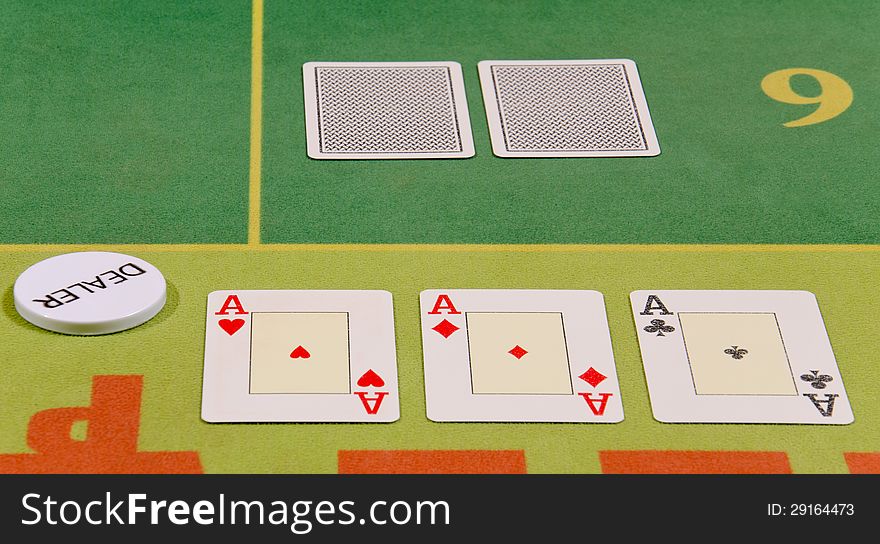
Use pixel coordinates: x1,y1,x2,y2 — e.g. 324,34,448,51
0,246,877,473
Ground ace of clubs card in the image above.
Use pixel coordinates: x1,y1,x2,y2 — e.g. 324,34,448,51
420,290,623,422
202,290,399,423
631,290,853,424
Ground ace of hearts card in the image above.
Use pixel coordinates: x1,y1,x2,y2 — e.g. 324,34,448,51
202,290,399,423
630,290,853,424
420,289,623,423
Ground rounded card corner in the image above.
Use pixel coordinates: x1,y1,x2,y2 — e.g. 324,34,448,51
425,410,444,423
651,412,677,424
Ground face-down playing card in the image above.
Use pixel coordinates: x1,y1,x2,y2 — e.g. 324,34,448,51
202,290,399,423
420,290,623,422
477,59,660,158
303,61,475,159
631,290,853,424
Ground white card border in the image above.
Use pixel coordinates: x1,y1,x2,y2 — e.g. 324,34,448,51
420,289,624,423
630,290,853,424
202,290,400,423
477,59,661,158
303,61,475,160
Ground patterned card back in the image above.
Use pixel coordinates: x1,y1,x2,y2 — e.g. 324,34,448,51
303,62,475,159
478,59,660,158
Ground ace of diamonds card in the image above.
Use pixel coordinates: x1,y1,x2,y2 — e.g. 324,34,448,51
630,290,853,424
420,290,623,423
202,290,399,423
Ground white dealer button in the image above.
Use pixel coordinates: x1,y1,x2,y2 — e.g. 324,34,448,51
13,251,167,335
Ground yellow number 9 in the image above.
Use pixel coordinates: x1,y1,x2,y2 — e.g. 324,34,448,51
760,68,853,127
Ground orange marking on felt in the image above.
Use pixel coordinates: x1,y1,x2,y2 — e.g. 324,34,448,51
844,453,880,474
599,450,792,474
338,450,526,474
0,375,202,474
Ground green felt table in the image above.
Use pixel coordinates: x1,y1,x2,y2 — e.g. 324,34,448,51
1,0,878,474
